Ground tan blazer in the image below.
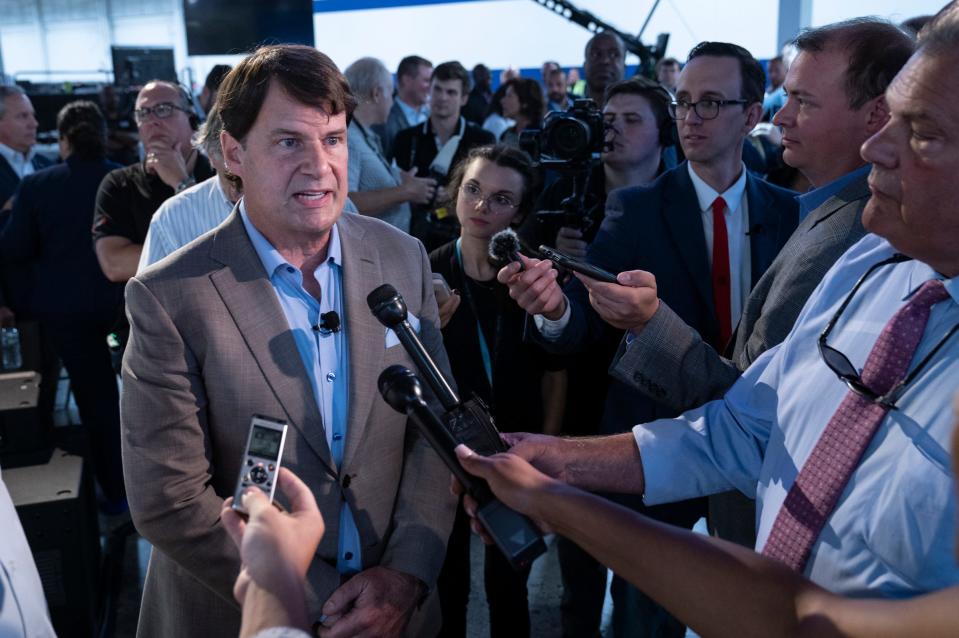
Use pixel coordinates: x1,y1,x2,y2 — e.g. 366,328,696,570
121,210,456,637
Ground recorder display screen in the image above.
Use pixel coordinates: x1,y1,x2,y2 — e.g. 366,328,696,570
249,426,283,459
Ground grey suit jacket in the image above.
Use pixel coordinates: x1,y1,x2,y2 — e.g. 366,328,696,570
121,210,456,638
380,101,411,163
612,172,870,412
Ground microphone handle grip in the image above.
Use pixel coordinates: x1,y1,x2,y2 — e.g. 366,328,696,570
406,397,495,504
395,320,460,411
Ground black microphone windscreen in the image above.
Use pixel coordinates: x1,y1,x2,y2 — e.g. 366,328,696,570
367,284,398,311
488,228,522,266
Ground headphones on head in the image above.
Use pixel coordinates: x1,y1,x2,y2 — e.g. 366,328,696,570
648,83,677,148
173,82,200,130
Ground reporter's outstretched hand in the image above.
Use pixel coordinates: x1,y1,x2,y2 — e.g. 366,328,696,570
221,467,325,603
574,269,659,332
454,445,557,536
497,254,566,319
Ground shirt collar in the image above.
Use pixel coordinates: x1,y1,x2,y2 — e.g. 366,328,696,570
797,164,871,221
0,142,36,176
395,98,428,124
686,162,748,213
212,174,236,207
902,258,959,306
238,199,342,278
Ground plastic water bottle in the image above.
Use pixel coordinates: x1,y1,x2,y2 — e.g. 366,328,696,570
2,327,22,370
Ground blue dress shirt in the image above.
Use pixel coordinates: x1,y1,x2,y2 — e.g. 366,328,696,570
240,202,362,574
635,233,959,597
797,164,872,222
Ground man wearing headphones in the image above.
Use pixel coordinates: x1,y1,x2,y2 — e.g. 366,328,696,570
93,80,214,284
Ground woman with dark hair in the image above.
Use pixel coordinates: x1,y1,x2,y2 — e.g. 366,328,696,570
429,144,559,637
498,78,545,145
0,100,125,511
481,83,515,141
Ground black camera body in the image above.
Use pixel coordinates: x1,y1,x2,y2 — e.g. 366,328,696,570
520,98,607,165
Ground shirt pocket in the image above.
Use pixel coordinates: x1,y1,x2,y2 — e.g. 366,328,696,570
861,432,957,592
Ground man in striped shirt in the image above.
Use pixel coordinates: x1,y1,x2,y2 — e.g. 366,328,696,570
138,106,239,271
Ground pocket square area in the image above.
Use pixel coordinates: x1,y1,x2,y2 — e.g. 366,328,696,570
385,312,421,348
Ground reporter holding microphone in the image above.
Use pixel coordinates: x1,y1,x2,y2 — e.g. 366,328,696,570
427,144,562,637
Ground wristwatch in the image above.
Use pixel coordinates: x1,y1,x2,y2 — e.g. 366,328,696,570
175,176,197,193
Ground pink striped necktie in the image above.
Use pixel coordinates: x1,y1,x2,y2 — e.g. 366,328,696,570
761,279,950,572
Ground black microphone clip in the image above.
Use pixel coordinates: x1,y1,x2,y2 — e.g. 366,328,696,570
314,311,341,335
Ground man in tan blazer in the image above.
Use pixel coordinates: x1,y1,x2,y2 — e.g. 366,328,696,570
121,45,456,638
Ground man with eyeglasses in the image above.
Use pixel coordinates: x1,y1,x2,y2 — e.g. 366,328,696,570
504,41,799,637
490,12,959,603
595,18,915,548
93,80,214,285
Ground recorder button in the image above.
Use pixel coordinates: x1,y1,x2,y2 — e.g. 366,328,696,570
250,465,269,484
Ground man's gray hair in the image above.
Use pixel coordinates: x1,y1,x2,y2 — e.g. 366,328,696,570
0,85,27,120
344,57,392,103
919,1,959,56
194,104,223,161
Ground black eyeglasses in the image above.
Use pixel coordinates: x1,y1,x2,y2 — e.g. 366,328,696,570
134,102,192,124
818,253,958,409
668,98,748,120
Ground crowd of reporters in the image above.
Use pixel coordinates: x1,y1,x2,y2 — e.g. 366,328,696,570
1,3,958,638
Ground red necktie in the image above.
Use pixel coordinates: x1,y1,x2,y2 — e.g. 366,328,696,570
710,197,732,347
761,279,950,572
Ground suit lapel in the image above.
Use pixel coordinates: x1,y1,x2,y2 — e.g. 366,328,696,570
208,210,336,477
807,174,870,231
662,165,713,311
0,157,19,200
336,214,385,470
744,174,782,286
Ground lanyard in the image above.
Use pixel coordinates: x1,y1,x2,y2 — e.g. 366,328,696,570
454,238,494,387
353,120,395,175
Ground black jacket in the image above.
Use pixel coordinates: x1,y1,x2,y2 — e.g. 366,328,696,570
392,118,495,182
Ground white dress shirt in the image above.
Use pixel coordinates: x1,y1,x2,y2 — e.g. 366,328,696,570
138,175,234,272
0,469,56,638
686,162,751,328
0,143,37,180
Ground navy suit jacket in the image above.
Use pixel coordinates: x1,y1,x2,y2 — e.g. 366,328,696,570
535,161,798,440
0,153,55,311
0,156,121,318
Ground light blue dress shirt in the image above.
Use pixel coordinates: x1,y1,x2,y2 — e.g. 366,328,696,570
797,164,871,222
635,233,959,597
395,98,429,127
239,202,362,575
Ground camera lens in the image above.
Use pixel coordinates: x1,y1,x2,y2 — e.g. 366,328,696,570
548,118,591,160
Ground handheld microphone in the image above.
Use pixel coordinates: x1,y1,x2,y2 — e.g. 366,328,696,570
538,245,619,284
378,365,546,570
367,284,459,411
367,283,508,456
313,311,341,335
488,228,524,270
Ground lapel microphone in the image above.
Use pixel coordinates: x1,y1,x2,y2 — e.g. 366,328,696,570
314,311,341,335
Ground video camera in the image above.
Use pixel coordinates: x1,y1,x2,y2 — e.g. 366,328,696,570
519,98,607,168
521,99,609,236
